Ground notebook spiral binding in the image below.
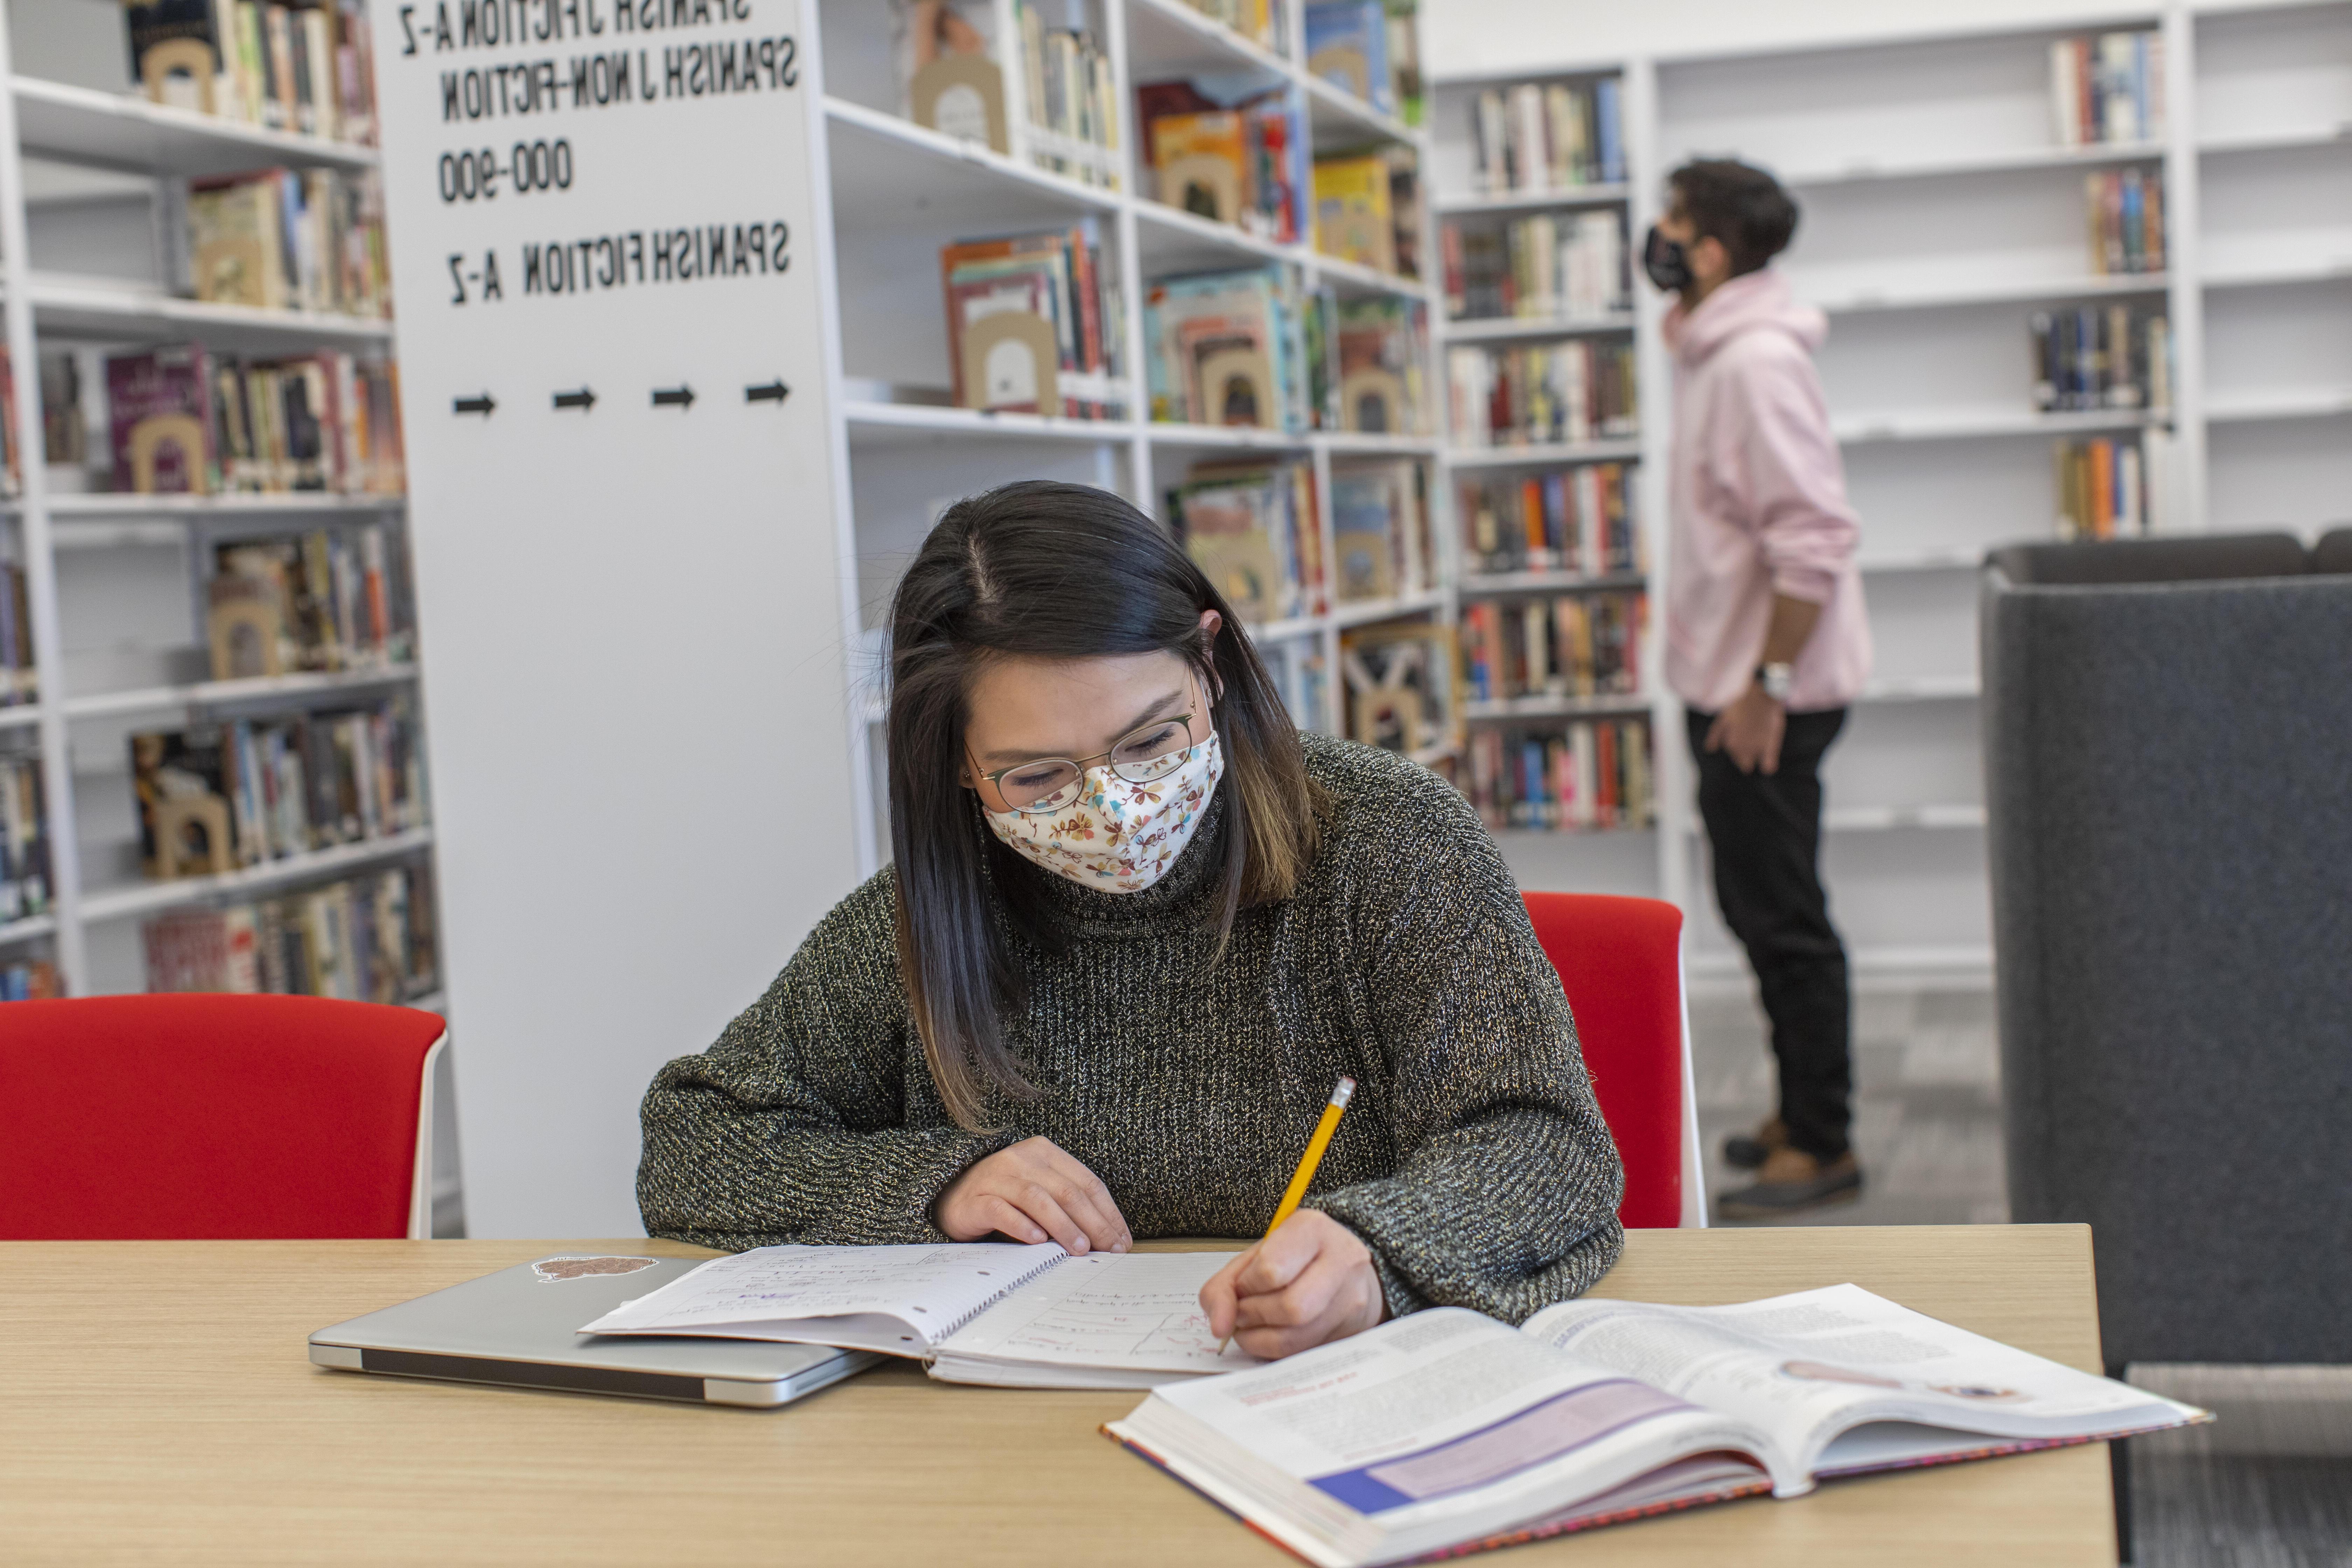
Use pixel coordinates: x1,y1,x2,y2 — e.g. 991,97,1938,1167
932,1250,1073,1343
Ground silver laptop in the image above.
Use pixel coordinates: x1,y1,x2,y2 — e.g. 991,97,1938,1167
309,1252,880,1407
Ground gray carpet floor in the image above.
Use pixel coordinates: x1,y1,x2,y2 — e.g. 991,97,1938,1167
1689,982,2352,1566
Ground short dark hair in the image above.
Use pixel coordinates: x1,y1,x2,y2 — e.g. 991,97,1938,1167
1668,159,1799,276
886,480,1323,1127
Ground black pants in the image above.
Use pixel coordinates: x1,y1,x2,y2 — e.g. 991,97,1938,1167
1686,706,1853,1161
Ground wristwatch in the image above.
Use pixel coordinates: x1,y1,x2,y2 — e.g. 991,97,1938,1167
1756,662,1795,703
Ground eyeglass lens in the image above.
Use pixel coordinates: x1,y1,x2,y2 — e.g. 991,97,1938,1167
997,715,1196,812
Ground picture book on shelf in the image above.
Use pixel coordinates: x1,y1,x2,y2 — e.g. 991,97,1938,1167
1106,1283,2205,1567
124,0,378,143
1140,80,1303,243
108,345,404,496
1168,457,1323,626
1339,621,1459,760
1330,460,1432,603
186,167,390,319
209,527,409,681
1313,153,1397,275
939,222,1117,418
1304,2,1392,114
894,0,1009,153
580,1242,1258,1391
1331,295,1429,435
1145,266,1310,431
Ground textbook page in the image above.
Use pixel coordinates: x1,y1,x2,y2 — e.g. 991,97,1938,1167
1119,1307,1772,1565
1521,1283,2204,1492
933,1249,1255,1380
577,1242,1066,1354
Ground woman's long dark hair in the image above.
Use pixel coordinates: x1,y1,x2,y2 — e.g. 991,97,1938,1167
888,480,1322,1128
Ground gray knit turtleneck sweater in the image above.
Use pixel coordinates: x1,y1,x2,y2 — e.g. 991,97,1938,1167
637,733,1625,1324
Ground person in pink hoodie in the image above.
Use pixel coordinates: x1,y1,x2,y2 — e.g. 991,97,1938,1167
1648,160,1872,1218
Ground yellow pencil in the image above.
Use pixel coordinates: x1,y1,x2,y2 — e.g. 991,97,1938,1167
1218,1075,1357,1355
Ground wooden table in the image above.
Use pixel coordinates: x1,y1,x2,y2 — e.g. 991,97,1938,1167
0,1225,2113,1566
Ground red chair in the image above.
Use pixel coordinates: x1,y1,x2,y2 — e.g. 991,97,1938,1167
1521,892,1706,1228
0,994,449,1240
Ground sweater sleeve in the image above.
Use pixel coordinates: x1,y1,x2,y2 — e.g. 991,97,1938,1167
1725,340,1859,606
1307,770,1626,1324
635,870,1019,1250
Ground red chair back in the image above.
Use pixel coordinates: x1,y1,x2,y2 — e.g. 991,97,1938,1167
1521,892,1689,1228
0,994,447,1240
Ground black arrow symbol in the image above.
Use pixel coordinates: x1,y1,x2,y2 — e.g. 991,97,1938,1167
651,384,696,410
452,393,495,417
745,380,791,405
553,387,596,411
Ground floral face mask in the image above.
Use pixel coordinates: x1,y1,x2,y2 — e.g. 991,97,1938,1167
982,731,1224,894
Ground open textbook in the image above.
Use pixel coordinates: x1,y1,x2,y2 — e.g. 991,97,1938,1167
578,1243,1258,1389
1106,1283,2208,1567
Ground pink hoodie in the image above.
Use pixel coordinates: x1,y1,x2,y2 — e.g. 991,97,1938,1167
1661,269,1871,714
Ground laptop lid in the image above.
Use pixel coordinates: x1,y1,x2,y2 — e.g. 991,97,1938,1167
309,1252,878,1407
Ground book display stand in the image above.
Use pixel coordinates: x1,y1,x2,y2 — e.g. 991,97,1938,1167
1431,0,2350,986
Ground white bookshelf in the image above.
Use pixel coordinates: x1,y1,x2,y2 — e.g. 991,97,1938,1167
0,2,441,1011
812,0,1447,874
1429,0,2351,984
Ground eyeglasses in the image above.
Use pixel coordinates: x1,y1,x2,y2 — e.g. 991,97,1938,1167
974,712,1201,814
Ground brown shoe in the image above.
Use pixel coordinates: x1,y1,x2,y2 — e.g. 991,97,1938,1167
1717,1147,1863,1220
1722,1116,1788,1171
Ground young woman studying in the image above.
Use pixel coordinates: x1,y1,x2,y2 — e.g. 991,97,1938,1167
636,482,1625,1359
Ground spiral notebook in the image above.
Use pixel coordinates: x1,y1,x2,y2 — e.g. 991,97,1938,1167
578,1243,1261,1389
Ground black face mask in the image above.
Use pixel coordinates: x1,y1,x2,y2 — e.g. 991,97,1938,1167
1643,225,1693,292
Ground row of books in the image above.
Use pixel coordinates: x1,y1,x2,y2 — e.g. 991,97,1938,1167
188,167,388,320
2087,170,2166,275
895,2,1120,187
1147,266,1311,430
1461,591,1645,704
1143,81,1305,245
1310,1,1421,125
209,526,411,680
131,698,425,881
1465,718,1655,832
1168,458,1324,626
106,345,404,495
1312,147,1423,280
2,754,50,922
1447,341,1638,448
1442,210,1629,322
1332,460,1435,603
142,863,437,1004
1458,463,1640,578
2054,436,2149,540
2029,307,2171,413
0,956,60,1001
2051,31,2164,147
1468,78,1625,194
1340,620,1460,760
0,559,31,707
125,0,378,144
1013,1,1120,187
941,222,1121,418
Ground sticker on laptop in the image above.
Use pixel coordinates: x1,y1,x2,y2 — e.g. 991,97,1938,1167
532,1255,661,1283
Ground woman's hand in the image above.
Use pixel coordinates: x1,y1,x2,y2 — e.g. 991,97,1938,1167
1199,1210,1387,1359
936,1137,1132,1255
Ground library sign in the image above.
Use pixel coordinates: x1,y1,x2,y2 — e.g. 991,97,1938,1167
370,1,864,1234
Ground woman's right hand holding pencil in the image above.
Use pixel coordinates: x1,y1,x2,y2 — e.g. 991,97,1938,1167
1200,1211,1388,1359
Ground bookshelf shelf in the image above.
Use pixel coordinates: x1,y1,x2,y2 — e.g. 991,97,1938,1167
1459,569,1646,595
823,97,1120,226
24,273,392,350
1447,438,1643,469
1331,589,1448,629
1300,72,1422,148
40,492,405,516
1833,406,2162,444
77,828,437,925
1147,420,1310,450
1316,432,1442,455
2203,255,2352,290
2204,386,2352,422
1444,312,1638,343
1823,804,1989,832
1858,545,1983,574
0,912,58,946
60,665,420,722
843,400,1136,444
1777,139,2167,189
1807,272,2171,316
1310,251,1435,302
10,75,379,179
0,704,42,731
1433,183,1629,217
1125,0,1291,81
1859,677,1982,703
1133,197,1299,271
